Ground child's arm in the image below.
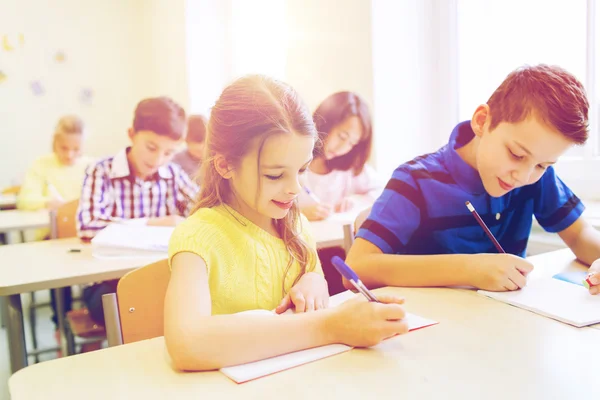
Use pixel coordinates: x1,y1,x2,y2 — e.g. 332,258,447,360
557,217,600,295
172,164,200,217
144,166,198,227
346,238,533,291
77,164,114,240
557,217,600,265
164,252,409,371
16,158,53,211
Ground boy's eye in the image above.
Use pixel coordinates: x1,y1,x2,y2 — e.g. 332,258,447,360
265,174,283,180
509,149,524,160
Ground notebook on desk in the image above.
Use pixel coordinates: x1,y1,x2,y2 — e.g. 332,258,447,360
90,223,173,258
478,277,600,327
220,290,438,383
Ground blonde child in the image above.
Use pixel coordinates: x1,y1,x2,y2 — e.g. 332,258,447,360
165,75,408,371
17,115,92,338
18,115,92,215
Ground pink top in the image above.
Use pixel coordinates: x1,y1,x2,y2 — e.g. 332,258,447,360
298,164,385,209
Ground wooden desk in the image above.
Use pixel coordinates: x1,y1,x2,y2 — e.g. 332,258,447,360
311,212,357,250
0,210,49,233
0,238,164,373
9,249,600,399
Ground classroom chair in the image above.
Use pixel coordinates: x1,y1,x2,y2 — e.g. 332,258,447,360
101,259,170,347
342,207,372,253
43,200,106,357
25,199,80,361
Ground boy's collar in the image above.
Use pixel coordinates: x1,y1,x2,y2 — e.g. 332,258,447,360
109,147,173,180
442,121,486,195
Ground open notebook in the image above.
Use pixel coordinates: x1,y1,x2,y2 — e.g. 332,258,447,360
478,277,600,327
90,223,173,258
220,290,438,383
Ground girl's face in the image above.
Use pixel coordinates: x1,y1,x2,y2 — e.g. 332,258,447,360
322,116,364,160
53,133,83,166
224,132,314,232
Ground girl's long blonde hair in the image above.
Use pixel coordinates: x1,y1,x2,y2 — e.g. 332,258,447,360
193,75,319,294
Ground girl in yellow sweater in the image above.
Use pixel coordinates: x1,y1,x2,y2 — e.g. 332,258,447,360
165,75,409,371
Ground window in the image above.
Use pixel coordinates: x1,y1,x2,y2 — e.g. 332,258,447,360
457,0,599,198
185,0,286,116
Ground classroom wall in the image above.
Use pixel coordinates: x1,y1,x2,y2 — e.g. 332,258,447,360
0,0,189,189
371,0,459,177
285,0,374,114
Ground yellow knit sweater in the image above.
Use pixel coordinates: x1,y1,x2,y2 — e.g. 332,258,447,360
168,205,323,315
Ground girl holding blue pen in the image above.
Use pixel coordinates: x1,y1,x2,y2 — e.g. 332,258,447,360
164,76,409,372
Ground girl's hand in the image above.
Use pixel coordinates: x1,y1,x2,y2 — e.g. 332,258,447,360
326,295,409,347
276,272,329,313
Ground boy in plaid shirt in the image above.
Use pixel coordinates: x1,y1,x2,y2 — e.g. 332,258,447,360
77,97,199,332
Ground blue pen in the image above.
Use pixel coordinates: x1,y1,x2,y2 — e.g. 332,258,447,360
302,186,321,203
331,256,380,302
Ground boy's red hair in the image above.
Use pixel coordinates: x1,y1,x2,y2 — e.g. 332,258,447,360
487,64,589,144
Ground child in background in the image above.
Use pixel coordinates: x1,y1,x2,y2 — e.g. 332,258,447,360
18,115,92,218
298,92,383,221
172,114,208,179
298,92,383,295
165,75,408,371
77,96,199,334
347,64,600,296
17,115,93,338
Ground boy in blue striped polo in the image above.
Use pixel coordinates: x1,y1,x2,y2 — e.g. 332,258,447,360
347,64,600,295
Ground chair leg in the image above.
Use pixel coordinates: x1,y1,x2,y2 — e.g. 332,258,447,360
65,325,76,355
28,293,39,363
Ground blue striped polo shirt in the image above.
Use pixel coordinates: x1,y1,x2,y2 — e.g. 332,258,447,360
357,121,585,257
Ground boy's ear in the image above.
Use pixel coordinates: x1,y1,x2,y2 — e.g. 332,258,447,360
471,104,491,138
214,154,234,179
127,128,135,140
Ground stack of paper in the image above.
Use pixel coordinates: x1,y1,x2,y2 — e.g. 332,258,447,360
479,277,600,327
91,223,174,258
220,290,438,383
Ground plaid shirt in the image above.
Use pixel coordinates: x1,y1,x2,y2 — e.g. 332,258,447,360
77,147,199,240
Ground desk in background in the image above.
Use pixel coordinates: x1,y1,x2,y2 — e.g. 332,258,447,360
0,210,49,234
0,238,164,373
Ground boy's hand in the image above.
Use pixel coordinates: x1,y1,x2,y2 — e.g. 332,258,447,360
275,272,329,313
587,259,600,295
468,254,534,291
147,215,185,227
301,204,333,221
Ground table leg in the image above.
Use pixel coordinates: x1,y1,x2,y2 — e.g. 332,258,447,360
4,294,28,373
0,296,6,328
54,288,72,356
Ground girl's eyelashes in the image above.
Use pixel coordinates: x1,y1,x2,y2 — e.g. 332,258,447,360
509,148,524,160
265,174,283,180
